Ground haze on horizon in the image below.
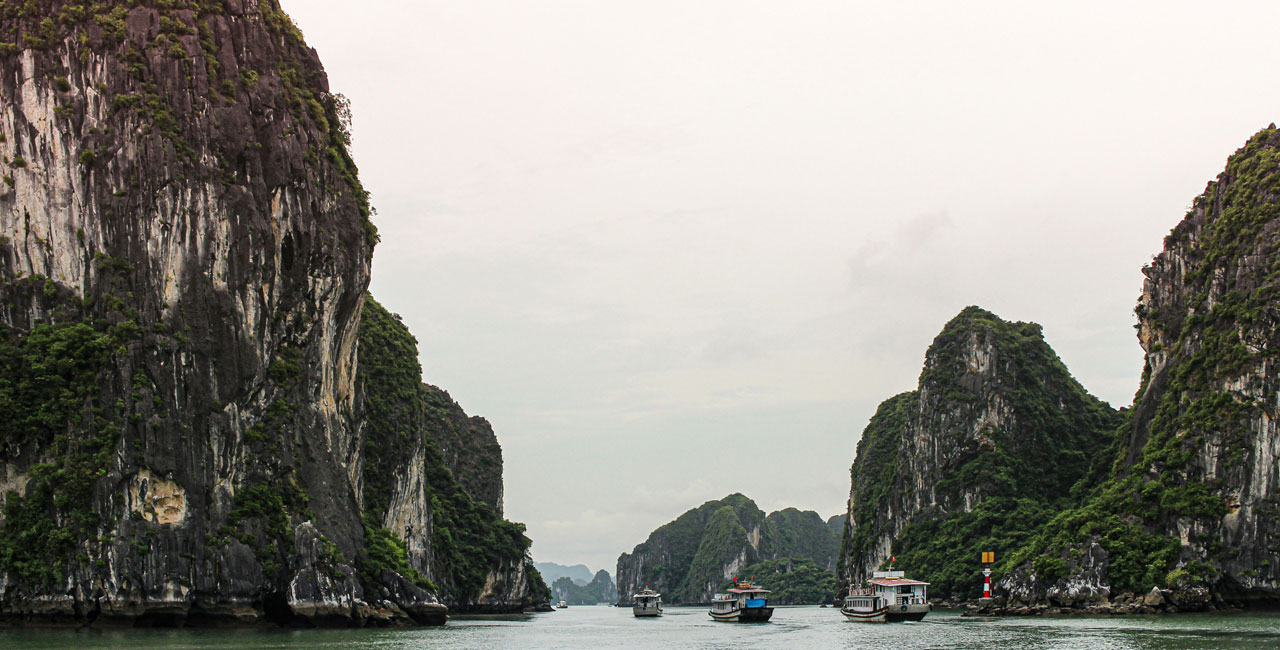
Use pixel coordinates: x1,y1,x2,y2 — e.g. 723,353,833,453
285,0,1280,574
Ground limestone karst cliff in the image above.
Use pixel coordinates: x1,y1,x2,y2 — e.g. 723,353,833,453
358,297,547,613
615,494,842,604
994,126,1280,611
836,307,1121,599
0,0,543,625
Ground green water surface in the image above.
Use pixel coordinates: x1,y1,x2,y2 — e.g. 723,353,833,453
1,605,1276,649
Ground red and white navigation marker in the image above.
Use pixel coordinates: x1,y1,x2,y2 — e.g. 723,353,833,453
980,551,994,600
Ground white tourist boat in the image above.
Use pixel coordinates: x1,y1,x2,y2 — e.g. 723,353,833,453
632,588,663,617
709,580,773,622
556,600,568,609
841,571,931,622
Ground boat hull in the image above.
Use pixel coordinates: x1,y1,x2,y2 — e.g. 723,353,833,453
709,606,773,622
633,605,662,617
841,603,930,623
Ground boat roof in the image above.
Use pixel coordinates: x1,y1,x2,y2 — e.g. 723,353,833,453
727,587,770,594
633,592,661,598
869,578,929,587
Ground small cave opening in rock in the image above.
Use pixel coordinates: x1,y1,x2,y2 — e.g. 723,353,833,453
262,591,302,626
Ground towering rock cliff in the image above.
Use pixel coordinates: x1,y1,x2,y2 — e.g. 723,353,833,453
615,494,842,604
358,297,547,613
837,307,1121,598
996,127,1280,610
0,0,543,625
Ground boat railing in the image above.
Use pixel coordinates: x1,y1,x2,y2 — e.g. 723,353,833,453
885,595,927,605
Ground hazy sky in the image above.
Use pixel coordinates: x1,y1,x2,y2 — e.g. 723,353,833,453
285,1,1280,574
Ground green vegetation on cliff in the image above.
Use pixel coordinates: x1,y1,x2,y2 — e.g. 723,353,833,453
638,494,764,600
765,508,843,571
0,0,530,625
0,279,150,585
843,130,1280,605
841,307,1122,599
841,391,915,588
728,557,835,605
923,307,1121,505
685,505,754,597
551,569,617,605
617,494,843,603
1004,126,1280,597
358,296,546,606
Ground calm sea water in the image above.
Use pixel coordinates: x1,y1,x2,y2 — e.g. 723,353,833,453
1,605,1277,649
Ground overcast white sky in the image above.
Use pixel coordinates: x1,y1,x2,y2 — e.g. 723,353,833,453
286,1,1280,574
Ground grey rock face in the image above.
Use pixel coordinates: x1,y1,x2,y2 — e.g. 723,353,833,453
0,1,447,626
989,127,1280,612
837,307,1118,598
1106,127,1280,603
997,542,1111,609
356,297,546,614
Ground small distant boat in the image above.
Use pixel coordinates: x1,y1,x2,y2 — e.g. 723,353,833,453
557,600,568,609
709,579,773,622
841,570,931,622
632,588,663,617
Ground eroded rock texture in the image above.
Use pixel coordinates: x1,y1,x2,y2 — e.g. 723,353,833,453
0,0,541,625
995,127,1280,610
1121,127,1280,605
836,307,1120,599
357,297,547,613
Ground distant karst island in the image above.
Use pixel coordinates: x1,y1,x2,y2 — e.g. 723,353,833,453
616,494,845,606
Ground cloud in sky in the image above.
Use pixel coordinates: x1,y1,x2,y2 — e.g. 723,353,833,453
286,0,1280,572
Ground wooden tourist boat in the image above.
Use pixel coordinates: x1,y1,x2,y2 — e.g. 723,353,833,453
841,571,931,622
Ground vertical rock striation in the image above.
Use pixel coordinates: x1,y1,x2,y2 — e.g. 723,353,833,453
0,0,543,625
357,297,548,613
0,0,388,625
1120,126,1280,605
996,126,1280,610
837,307,1120,599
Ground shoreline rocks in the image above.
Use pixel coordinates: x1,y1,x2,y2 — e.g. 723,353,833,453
959,586,1241,617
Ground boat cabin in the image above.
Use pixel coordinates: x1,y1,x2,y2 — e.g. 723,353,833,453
846,571,929,608
634,591,661,607
711,582,770,613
